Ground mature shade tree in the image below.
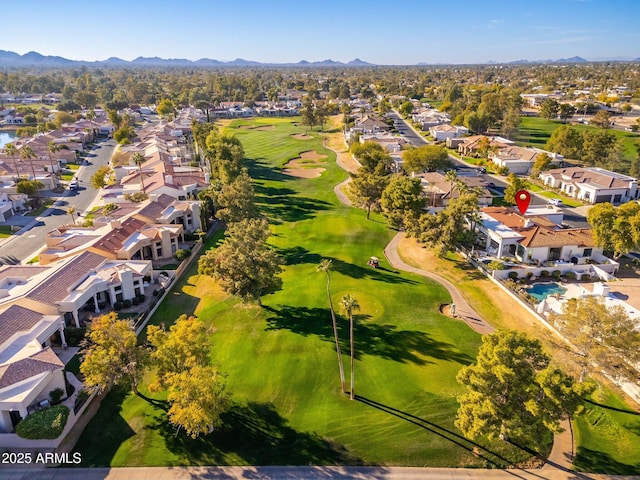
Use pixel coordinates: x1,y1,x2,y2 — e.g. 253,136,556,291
16,179,45,198
398,100,414,118
114,125,135,144
503,173,530,205
530,152,552,178
340,294,360,400
80,312,148,395
156,98,176,119
300,97,317,130
406,191,480,257
350,142,393,174
456,330,592,451
146,314,212,391
53,111,76,129
165,364,230,439
198,218,283,306
587,201,640,257
212,171,258,224
539,98,560,121
347,171,390,219
206,131,245,185
192,121,218,153
317,260,346,394
463,111,490,134
380,175,426,230
91,166,112,189
108,109,123,130
546,125,583,160
590,110,612,129
402,145,450,173
558,103,577,123
550,296,640,382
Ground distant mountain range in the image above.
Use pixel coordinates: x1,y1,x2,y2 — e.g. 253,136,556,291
0,50,638,67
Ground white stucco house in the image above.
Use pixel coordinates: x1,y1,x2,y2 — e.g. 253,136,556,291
539,167,638,204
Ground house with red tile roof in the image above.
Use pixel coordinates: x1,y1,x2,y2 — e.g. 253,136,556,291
478,206,603,265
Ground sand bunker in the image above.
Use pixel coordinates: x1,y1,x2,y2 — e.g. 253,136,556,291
283,150,328,178
291,133,313,140
237,124,275,131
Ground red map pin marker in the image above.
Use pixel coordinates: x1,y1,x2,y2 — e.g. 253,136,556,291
515,190,531,215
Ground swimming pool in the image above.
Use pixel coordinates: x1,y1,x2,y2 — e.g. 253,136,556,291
526,282,567,301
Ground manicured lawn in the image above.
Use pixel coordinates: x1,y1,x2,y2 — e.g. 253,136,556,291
75,117,530,468
27,199,54,216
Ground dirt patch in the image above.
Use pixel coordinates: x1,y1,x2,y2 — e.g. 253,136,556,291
291,133,313,140
283,150,327,178
237,124,253,129
255,125,275,131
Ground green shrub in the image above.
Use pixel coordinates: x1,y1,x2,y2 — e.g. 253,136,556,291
122,299,132,308
174,249,191,261
552,270,562,280
508,271,519,280
581,273,591,281
16,405,69,439
49,388,65,405
113,301,122,311
488,260,505,271
540,270,550,277
526,271,534,280
64,327,86,346
564,271,577,280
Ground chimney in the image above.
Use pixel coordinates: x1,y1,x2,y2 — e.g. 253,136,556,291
165,175,173,185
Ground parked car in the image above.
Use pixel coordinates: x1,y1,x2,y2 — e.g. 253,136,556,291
547,198,563,206
69,179,78,190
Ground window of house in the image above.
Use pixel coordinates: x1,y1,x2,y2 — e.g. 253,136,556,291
583,248,592,257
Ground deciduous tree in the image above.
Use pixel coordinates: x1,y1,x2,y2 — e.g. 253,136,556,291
347,171,390,219
503,174,530,205
80,312,147,395
539,98,560,121
402,145,450,173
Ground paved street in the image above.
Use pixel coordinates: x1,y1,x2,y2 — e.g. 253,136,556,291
0,138,115,262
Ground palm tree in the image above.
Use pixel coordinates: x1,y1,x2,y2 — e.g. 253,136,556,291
131,152,146,193
340,294,360,400
20,146,40,205
66,206,76,225
445,169,458,198
47,141,62,187
317,259,346,394
3,143,20,180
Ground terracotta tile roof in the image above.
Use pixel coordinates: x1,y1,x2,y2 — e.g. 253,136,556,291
91,217,147,254
0,305,45,346
0,266,49,283
28,251,105,306
519,227,594,248
0,347,64,389
136,194,175,219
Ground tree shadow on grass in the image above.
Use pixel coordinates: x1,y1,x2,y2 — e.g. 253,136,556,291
254,183,331,224
276,246,324,266
356,395,535,472
573,447,640,475
328,256,419,286
74,386,136,467
153,401,364,466
245,157,292,183
264,305,473,366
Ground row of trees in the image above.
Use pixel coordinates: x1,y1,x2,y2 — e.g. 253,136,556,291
81,313,229,438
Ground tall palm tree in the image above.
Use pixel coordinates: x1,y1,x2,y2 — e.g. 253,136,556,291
66,206,77,225
317,259,346,394
20,145,40,205
47,141,62,187
3,143,20,180
340,294,360,400
131,152,146,193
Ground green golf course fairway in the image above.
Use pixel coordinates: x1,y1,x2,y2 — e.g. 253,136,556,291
75,117,532,468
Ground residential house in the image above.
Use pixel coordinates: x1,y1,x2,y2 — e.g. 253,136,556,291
477,206,602,264
417,172,493,208
490,146,563,175
457,135,514,157
134,194,202,233
539,167,638,204
428,124,468,142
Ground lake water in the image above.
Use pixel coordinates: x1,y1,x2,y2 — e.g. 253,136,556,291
0,131,16,148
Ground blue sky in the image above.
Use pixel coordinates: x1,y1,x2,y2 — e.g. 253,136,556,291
3,0,638,64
